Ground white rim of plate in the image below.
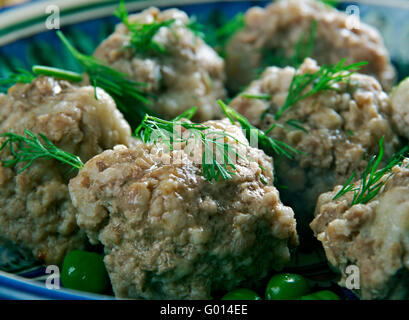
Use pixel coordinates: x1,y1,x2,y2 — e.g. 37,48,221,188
0,0,255,47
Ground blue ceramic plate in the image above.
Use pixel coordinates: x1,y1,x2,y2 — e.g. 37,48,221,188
0,0,408,300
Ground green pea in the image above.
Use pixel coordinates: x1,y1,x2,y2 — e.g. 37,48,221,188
300,290,340,300
61,250,110,294
265,273,310,300
222,288,262,300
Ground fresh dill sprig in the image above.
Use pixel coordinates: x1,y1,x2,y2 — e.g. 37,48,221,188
274,58,368,120
186,16,205,39
0,68,35,92
247,59,366,133
242,94,308,132
115,0,175,55
260,20,317,71
0,65,83,92
135,106,249,181
211,12,245,47
319,0,339,7
261,119,308,135
32,65,83,82
293,20,317,67
332,137,407,205
332,171,356,201
285,119,309,133
204,12,245,57
241,93,271,101
218,100,300,159
57,30,154,128
0,129,84,173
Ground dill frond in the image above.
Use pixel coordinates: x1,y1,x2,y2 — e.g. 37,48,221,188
245,59,366,134
274,58,367,120
332,138,408,205
319,0,339,7
211,12,245,47
0,68,35,92
203,12,245,57
32,65,83,82
260,20,317,71
115,0,175,55
218,100,301,159
135,106,249,182
0,129,84,173
241,93,272,101
0,65,83,92
57,30,154,129
186,16,205,39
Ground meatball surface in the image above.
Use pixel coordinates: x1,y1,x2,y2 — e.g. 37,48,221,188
388,78,409,140
311,159,409,300
94,7,226,122
226,0,395,92
229,59,399,230
0,76,131,264
69,119,298,300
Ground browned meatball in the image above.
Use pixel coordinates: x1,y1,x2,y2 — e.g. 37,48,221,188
94,7,226,122
69,119,298,299
0,76,132,264
311,159,409,300
226,0,396,93
229,58,399,237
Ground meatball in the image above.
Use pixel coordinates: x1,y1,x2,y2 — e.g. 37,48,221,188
0,76,132,264
310,159,409,300
68,119,298,300
94,7,226,122
225,0,396,93
229,58,399,237
388,78,409,140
